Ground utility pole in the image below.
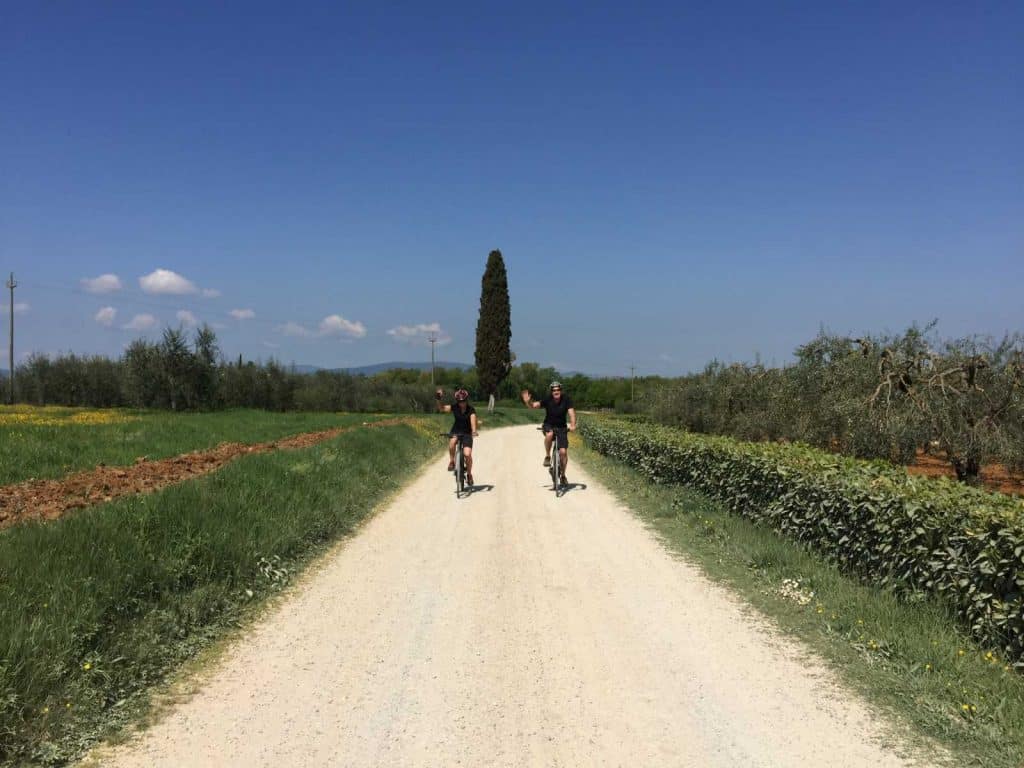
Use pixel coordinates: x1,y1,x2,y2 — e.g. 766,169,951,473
428,334,438,387
6,273,16,404
629,364,635,402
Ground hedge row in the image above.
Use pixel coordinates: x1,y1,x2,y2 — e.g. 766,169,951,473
580,417,1024,662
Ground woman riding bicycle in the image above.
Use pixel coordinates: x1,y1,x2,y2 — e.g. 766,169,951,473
436,387,478,486
521,381,577,485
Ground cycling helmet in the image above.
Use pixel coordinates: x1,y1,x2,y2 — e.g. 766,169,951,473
549,381,562,390
454,388,469,401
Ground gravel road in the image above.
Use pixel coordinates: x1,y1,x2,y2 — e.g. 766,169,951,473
95,424,931,767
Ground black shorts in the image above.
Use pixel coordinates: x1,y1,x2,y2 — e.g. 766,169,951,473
449,432,473,449
543,425,569,449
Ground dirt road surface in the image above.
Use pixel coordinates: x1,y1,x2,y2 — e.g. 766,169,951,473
95,425,931,767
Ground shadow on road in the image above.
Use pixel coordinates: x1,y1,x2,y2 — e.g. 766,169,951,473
538,482,588,497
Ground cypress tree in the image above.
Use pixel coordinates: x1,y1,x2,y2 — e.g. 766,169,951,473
474,249,512,398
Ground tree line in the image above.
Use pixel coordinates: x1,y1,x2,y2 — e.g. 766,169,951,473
7,325,637,414
644,323,1024,484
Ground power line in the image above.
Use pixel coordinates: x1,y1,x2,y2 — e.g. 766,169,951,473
6,273,17,404
428,334,438,386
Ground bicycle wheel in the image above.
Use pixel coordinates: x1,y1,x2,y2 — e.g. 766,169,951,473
551,442,560,492
455,438,465,496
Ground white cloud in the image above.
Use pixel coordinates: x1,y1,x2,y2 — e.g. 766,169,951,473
94,306,117,327
81,274,123,294
278,321,312,338
202,288,221,299
318,314,366,339
123,313,157,331
230,308,256,320
176,309,198,327
262,341,280,349
277,315,367,340
139,269,198,295
387,322,451,346
1,302,30,315
658,353,674,362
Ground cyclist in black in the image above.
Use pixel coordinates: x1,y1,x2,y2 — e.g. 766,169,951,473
521,381,577,484
436,387,478,485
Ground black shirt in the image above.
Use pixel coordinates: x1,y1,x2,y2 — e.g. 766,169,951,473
540,394,574,428
450,402,475,434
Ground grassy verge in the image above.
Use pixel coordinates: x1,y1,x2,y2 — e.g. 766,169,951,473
0,408,391,485
574,439,1024,768
0,419,440,766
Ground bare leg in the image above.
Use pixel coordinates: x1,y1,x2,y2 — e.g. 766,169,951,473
544,431,554,459
448,437,458,465
464,446,473,474
559,447,568,473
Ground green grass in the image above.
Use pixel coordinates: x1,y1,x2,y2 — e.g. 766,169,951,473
0,419,441,766
0,406,542,487
574,439,1024,768
0,407,392,485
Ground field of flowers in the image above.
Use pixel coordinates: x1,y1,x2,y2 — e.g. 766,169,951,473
0,405,139,428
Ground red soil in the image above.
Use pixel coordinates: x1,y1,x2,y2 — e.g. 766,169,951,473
905,450,1024,496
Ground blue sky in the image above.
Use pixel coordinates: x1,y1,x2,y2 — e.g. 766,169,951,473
2,2,1021,376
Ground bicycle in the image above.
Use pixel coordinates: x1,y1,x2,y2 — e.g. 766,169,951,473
441,432,472,498
539,426,569,494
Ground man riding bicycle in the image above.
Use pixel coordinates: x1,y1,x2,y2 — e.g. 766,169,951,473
436,387,478,486
521,381,577,485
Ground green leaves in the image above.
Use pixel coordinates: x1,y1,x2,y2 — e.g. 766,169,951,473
474,250,512,397
581,417,1024,662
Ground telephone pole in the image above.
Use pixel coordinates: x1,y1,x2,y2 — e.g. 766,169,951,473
6,273,16,404
629,364,635,402
428,334,438,386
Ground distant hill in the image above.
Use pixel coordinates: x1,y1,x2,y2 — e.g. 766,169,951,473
289,361,472,376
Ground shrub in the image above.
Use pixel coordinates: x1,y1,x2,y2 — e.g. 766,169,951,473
581,416,1024,661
